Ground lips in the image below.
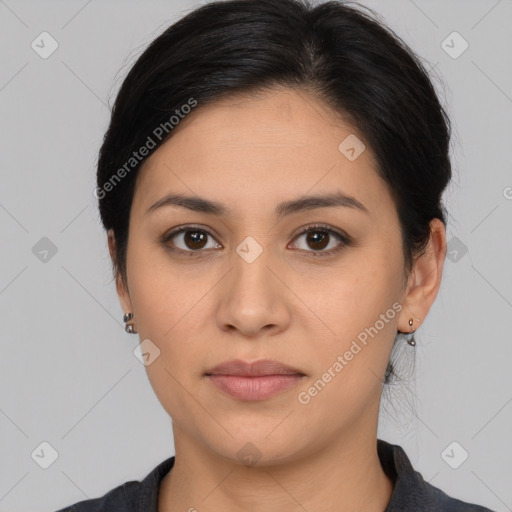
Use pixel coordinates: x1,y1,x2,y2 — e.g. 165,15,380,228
205,359,305,377
205,359,306,401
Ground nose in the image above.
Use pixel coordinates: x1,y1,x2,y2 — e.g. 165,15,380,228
215,242,291,338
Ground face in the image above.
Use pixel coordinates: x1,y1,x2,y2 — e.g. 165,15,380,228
110,87,444,465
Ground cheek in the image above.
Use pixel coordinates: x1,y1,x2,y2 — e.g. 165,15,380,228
306,259,402,384
126,241,194,334
303,259,398,342
128,264,215,384
298,307,398,425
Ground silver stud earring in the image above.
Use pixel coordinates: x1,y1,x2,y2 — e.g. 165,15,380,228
407,317,416,346
123,312,137,334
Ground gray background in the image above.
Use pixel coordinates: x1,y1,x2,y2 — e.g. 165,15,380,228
0,0,511,511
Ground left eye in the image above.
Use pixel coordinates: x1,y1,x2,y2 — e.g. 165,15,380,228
289,225,348,257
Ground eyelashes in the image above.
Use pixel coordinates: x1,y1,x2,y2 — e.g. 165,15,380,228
160,223,351,258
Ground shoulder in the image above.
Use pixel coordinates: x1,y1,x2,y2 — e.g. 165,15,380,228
426,480,496,512
54,481,140,512
377,439,497,512
53,456,175,512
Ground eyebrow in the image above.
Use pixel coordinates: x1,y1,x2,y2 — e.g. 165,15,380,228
145,191,369,220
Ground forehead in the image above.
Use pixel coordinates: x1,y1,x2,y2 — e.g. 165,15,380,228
132,87,395,223
168,87,356,147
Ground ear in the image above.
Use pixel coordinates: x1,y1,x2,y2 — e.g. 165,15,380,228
107,229,133,315
398,218,447,333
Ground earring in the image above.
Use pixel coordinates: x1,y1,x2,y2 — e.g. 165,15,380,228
123,312,137,334
406,317,416,346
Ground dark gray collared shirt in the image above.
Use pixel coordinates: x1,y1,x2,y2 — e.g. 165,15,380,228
54,439,496,511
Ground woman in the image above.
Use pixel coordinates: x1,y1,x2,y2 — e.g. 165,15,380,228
55,0,496,510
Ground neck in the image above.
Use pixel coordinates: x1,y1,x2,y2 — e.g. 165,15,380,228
159,426,393,512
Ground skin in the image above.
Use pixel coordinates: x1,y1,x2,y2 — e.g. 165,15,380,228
108,86,446,512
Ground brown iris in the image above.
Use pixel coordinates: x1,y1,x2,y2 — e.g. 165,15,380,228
183,229,208,250
305,230,329,251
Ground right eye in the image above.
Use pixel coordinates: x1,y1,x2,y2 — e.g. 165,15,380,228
161,225,222,255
